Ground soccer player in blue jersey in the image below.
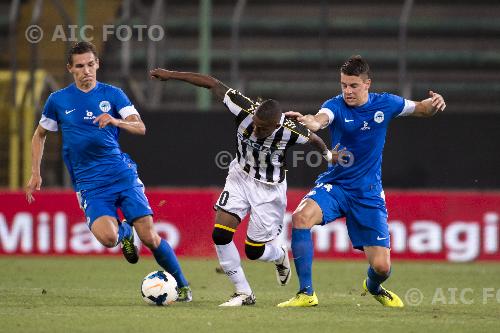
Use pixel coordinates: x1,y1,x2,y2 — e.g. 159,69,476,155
25,41,192,302
278,55,446,308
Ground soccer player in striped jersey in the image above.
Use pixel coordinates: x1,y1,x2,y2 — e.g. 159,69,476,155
151,68,339,306
278,55,446,308
26,42,192,302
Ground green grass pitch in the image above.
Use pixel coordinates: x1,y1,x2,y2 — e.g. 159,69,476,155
1,257,499,333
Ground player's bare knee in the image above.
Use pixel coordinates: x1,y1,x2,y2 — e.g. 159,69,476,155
292,211,313,229
212,225,234,245
98,233,118,248
91,217,119,247
244,241,265,260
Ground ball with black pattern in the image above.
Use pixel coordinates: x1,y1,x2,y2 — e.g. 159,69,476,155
141,270,178,306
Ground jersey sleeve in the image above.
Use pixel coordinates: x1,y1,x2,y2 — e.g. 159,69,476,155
283,117,311,144
39,94,59,131
223,88,256,116
318,98,338,128
382,93,415,119
396,99,416,117
113,88,140,119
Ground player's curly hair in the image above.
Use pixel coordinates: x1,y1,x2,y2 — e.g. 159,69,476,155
255,99,282,122
67,41,98,65
341,55,372,79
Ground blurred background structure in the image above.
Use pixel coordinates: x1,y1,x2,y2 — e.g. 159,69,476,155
1,0,499,190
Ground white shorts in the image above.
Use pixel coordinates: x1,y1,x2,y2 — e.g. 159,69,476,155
214,162,287,243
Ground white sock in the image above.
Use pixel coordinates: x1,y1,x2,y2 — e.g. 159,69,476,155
215,241,252,295
258,238,284,263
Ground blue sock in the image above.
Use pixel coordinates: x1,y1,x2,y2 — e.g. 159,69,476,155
153,239,189,288
116,221,132,244
366,266,391,295
291,228,314,295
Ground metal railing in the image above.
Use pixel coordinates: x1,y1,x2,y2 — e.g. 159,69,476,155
117,0,166,109
228,0,414,96
230,0,246,90
7,0,73,189
8,0,21,189
197,0,212,111
399,0,414,99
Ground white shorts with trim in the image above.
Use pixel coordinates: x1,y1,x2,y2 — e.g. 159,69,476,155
214,162,287,243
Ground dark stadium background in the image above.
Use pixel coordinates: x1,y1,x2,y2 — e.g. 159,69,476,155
119,111,500,189
3,0,498,190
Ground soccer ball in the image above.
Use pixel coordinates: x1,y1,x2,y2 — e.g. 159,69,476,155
141,271,178,305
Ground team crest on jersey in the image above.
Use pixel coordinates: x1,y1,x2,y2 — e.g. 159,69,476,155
99,100,111,112
374,111,384,123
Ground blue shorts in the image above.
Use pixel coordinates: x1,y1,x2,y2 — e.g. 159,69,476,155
305,183,389,250
79,174,153,229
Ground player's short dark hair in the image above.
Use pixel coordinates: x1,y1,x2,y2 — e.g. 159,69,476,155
67,41,98,65
341,55,372,79
255,99,282,123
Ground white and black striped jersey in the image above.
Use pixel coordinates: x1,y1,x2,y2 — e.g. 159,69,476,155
223,88,311,184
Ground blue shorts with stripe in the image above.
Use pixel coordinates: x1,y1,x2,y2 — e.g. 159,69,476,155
305,182,390,250
79,174,153,229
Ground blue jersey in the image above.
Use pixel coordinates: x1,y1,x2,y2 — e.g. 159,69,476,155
316,92,415,191
39,82,140,191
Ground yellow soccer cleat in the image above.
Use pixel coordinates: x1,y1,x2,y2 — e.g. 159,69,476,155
363,279,404,308
277,291,318,307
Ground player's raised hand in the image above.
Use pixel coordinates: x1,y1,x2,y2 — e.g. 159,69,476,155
150,68,172,81
93,113,119,128
331,143,347,165
429,90,446,112
284,111,304,119
26,174,42,204
285,111,313,125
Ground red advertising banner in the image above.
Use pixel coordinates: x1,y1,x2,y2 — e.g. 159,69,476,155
1,189,499,262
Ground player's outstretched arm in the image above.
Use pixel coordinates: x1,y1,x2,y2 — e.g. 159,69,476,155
411,90,446,117
285,111,329,132
150,68,230,102
26,125,48,203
